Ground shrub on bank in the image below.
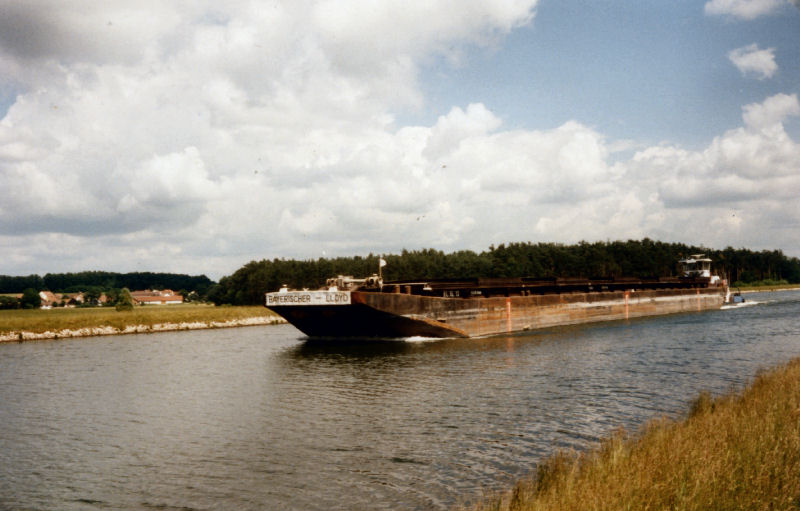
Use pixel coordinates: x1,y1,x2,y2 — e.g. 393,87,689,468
115,288,134,311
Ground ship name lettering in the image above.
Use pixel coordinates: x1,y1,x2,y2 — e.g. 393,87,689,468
269,294,311,304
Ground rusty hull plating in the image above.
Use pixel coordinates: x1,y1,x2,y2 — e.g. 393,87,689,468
265,276,728,339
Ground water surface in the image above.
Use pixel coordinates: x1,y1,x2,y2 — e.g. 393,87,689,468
2,290,800,510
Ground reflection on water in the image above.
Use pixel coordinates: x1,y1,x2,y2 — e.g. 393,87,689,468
1,290,800,510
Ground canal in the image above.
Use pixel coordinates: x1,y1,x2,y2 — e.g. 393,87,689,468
1,290,799,510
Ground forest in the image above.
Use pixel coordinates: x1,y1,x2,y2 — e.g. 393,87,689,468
0,271,214,295
207,239,800,305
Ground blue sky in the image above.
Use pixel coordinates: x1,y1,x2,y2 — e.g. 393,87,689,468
414,1,800,148
0,0,799,280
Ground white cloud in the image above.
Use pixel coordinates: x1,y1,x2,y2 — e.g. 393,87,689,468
741,92,800,130
0,1,543,276
623,93,800,249
1,2,799,279
704,0,788,19
728,44,778,79
0,1,181,64
423,103,503,160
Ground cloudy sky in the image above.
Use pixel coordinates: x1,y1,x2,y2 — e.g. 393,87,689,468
1,0,799,280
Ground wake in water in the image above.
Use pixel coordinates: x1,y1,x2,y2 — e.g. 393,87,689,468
403,336,445,343
721,300,765,310
301,334,444,343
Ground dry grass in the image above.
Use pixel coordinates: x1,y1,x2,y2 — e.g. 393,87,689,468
0,304,278,334
466,358,800,511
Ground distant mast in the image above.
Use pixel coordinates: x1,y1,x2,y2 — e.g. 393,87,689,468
379,257,387,280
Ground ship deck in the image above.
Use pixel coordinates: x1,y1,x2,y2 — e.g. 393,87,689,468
376,276,712,298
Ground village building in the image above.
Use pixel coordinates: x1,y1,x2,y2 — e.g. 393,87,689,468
39,291,59,308
37,291,110,308
130,289,184,305
38,291,84,308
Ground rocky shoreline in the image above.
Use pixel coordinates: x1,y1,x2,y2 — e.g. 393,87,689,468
0,316,287,343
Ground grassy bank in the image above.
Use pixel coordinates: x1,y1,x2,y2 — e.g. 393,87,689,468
466,358,800,510
0,304,280,337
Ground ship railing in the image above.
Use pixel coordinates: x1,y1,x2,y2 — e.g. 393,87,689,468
374,275,715,296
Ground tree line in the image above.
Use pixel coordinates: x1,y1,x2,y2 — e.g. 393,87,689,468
207,239,800,305
0,271,214,295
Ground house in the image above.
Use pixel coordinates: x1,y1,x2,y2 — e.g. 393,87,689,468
64,292,84,307
33,290,128,308
37,291,82,308
130,289,184,305
39,291,59,308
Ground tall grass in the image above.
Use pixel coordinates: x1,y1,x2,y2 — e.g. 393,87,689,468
466,358,800,510
0,304,277,335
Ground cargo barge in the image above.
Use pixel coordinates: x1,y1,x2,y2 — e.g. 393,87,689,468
265,255,729,339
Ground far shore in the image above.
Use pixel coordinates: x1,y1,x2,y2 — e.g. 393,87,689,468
0,315,287,343
739,285,800,293
0,304,287,343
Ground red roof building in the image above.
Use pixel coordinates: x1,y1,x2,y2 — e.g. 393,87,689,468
130,289,184,305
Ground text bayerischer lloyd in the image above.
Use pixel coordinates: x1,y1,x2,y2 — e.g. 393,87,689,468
266,291,351,306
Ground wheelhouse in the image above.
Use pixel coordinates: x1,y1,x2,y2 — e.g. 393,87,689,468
679,254,712,278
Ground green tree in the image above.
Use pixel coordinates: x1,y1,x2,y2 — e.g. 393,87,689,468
20,288,41,309
0,295,19,309
206,240,800,305
105,288,121,306
115,288,134,311
83,286,103,306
